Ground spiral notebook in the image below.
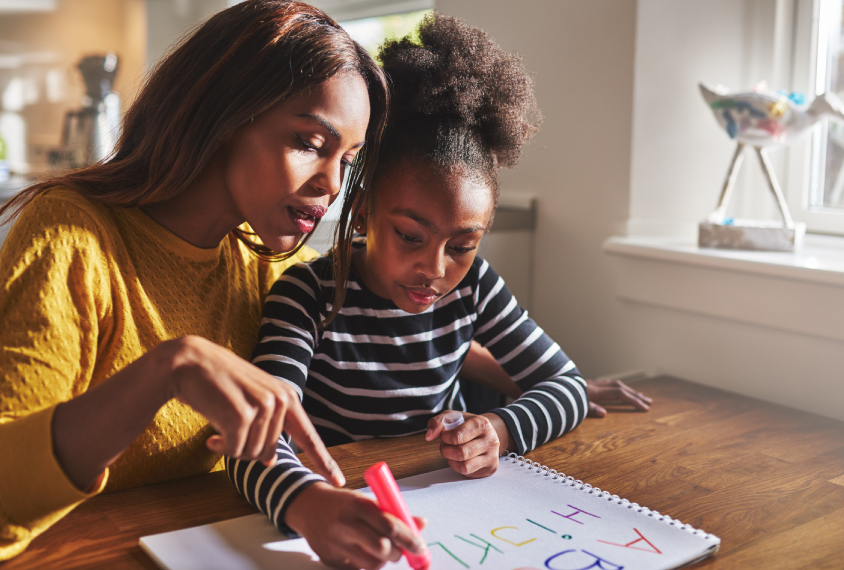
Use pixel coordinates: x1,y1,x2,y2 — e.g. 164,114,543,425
140,454,720,569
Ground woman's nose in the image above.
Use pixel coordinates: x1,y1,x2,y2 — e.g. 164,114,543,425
314,160,344,197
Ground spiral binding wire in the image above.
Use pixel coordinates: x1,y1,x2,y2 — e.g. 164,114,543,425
502,452,718,541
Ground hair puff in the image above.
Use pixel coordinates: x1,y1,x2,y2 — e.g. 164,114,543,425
378,12,541,169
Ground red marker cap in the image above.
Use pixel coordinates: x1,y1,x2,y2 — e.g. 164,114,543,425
363,462,431,570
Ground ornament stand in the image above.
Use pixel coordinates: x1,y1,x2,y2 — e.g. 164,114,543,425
699,142,805,252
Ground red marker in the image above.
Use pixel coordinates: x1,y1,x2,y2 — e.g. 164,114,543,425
363,462,431,570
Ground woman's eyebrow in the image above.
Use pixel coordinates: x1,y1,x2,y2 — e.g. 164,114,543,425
296,113,366,148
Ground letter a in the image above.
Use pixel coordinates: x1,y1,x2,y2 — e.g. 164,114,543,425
597,528,662,554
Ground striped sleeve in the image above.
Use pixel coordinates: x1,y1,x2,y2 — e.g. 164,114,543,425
224,440,326,537
251,260,328,393
472,258,589,455
226,258,330,536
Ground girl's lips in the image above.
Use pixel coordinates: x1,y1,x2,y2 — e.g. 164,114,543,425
405,287,439,306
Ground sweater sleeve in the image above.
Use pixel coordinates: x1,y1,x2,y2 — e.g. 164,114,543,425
225,259,329,536
0,199,111,560
471,259,589,455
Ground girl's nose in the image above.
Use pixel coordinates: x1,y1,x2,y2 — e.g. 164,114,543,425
417,247,446,281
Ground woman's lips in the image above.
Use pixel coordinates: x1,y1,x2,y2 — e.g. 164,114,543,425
298,205,327,219
405,286,439,306
289,205,326,234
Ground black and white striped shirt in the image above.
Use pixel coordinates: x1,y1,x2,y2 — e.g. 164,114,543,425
225,247,588,534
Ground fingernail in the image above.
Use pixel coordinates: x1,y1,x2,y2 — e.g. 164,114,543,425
425,429,433,440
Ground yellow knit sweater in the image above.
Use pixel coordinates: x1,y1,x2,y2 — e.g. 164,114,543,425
0,187,316,560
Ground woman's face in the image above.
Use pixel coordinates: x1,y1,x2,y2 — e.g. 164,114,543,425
223,72,371,253
354,164,495,314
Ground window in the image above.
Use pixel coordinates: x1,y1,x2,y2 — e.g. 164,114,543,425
339,9,431,56
786,0,844,234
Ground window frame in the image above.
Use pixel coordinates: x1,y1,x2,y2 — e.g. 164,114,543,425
784,0,844,235
307,0,433,22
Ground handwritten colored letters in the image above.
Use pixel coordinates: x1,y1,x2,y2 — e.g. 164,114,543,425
426,502,663,570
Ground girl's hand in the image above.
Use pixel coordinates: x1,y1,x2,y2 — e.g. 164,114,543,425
586,378,653,418
426,411,501,478
162,335,343,484
285,482,428,570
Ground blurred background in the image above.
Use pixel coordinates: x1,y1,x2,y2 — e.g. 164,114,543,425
1,0,842,422
0,0,437,178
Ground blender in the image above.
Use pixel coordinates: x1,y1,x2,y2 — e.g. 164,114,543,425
59,53,120,168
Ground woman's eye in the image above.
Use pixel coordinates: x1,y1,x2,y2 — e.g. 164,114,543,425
296,134,321,151
395,229,421,243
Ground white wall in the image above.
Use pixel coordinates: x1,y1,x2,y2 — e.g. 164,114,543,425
435,0,639,377
629,0,793,237
439,0,844,421
145,0,230,68
624,0,844,421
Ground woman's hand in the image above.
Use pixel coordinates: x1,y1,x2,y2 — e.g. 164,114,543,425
162,336,343,481
53,335,343,492
425,411,502,478
586,378,652,417
285,482,428,570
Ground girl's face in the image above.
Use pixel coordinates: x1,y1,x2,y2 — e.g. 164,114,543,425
354,165,495,314
223,72,371,253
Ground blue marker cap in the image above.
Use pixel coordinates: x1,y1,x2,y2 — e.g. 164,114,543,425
442,411,465,430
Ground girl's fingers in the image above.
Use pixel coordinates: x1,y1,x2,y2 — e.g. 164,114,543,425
414,516,428,531
343,544,386,570
424,413,446,441
361,503,427,557
618,388,651,410
440,414,485,446
448,451,498,478
352,520,403,563
588,402,607,417
285,401,345,487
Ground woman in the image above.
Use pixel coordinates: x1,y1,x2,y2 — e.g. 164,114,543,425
0,0,389,560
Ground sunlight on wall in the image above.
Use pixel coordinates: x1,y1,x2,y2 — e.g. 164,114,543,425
340,10,431,57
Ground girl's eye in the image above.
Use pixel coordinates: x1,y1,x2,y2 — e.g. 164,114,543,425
395,229,421,243
451,245,476,254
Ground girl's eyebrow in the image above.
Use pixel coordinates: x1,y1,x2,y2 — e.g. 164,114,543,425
296,113,366,149
393,208,485,234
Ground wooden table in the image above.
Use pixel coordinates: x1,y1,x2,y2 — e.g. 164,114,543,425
5,376,844,569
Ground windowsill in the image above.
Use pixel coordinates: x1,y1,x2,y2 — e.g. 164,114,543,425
603,232,844,343
604,232,844,288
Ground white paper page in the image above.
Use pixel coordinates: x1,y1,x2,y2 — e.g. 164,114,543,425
140,457,719,570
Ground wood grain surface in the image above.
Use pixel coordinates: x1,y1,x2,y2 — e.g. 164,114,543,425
4,376,843,569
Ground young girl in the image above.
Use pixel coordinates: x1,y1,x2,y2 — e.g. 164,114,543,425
228,13,589,569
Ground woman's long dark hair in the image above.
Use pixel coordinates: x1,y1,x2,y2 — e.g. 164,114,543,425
0,0,388,324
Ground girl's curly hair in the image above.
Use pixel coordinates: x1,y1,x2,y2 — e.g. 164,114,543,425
372,12,541,200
